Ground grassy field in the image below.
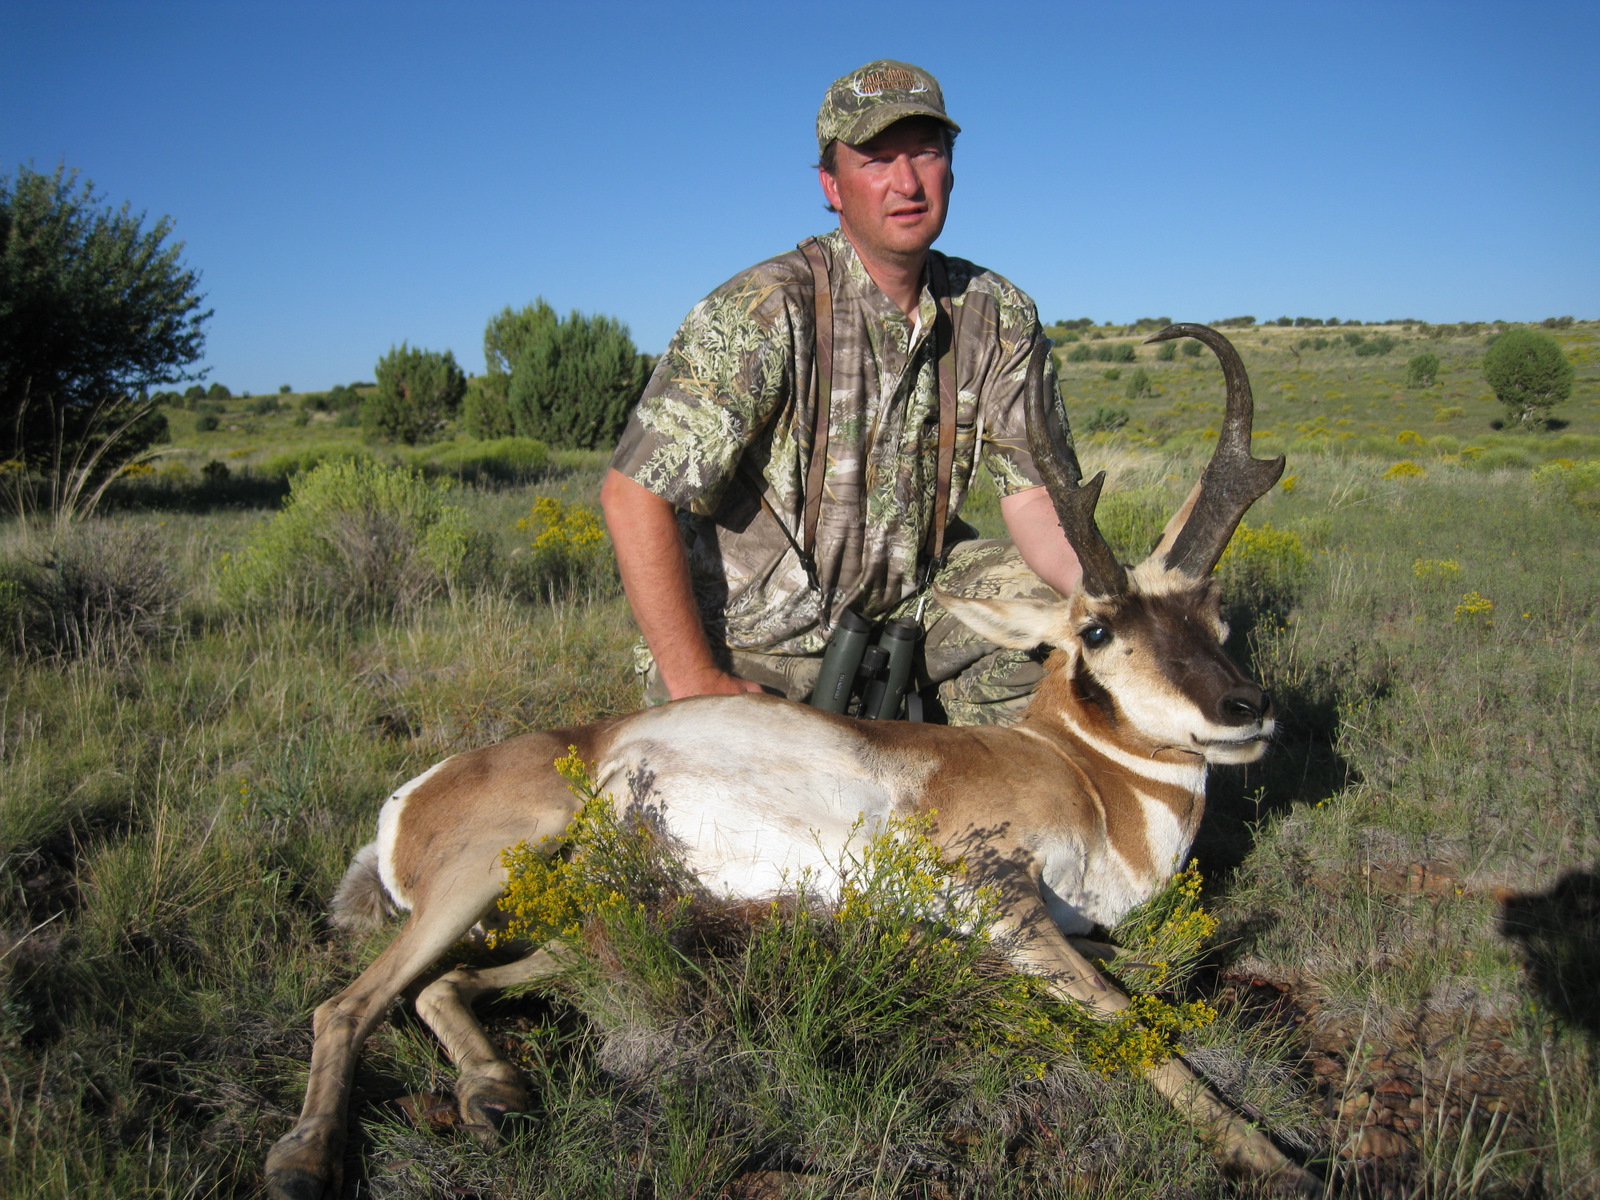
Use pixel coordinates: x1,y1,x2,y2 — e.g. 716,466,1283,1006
0,323,1596,1198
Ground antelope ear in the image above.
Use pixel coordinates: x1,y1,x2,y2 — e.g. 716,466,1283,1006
931,591,1073,650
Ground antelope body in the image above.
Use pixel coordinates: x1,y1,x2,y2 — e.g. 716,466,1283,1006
265,326,1319,1199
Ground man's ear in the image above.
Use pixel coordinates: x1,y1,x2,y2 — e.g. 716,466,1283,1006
818,167,842,211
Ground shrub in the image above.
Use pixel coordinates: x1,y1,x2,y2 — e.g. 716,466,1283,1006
1082,405,1130,433
1092,343,1115,362
1103,367,1122,382
278,384,292,394
249,394,279,415
7,524,177,661
1384,460,1426,480
1124,367,1153,399
1405,352,1441,388
1342,331,1366,348
1413,558,1462,583
512,494,616,600
1066,343,1091,363
496,759,1222,1136
364,343,467,445
1531,458,1600,512
1483,327,1575,429
1181,339,1203,357
1218,521,1310,611
1095,487,1168,560
1433,405,1465,423
412,436,550,485
1212,316,1256,328
183,384,207,402
1155,342,1176,362
217,458,485,618
256,443,372,480
1110,342,1136,363
205,383,230,401
193,411,219,433
1354,334,1398,357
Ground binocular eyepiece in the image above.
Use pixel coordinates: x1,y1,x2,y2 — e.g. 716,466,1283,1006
809,611,919,721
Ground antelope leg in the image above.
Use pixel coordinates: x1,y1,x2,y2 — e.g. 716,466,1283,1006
265,874,506,1200
413,945,565,1143
1002,893,1321,1195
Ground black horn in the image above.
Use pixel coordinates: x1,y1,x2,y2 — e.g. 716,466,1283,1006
1023,337,1128,598
1143,323,1285,578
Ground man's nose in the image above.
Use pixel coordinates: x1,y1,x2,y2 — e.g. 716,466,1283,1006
888,154,922,197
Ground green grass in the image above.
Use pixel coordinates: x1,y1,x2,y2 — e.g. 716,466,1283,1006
2,332,1598,1196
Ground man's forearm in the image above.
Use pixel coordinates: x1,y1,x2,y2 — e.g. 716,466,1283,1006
1000,486,1083,596
599,469,762,699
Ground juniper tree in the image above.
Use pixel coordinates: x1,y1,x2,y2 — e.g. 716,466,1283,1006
480,301,650,449
363,344,466,444
0,163,208,513
1484,327,1574,428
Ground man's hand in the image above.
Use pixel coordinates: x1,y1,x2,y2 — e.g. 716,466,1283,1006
600,469,766,701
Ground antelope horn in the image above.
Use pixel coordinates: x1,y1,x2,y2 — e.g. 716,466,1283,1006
1143,323,1285,578
1023,337,1128,598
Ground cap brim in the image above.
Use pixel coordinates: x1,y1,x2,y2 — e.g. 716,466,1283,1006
832,102,961,149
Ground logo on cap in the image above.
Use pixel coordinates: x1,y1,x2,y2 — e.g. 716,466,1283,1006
852,67,926,97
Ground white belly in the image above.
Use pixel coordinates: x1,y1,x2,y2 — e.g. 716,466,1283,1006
595,700,933,900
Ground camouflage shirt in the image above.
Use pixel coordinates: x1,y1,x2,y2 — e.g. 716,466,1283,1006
611,228,1060,656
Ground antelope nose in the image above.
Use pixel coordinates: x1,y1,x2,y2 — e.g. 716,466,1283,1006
1220,685,1270,725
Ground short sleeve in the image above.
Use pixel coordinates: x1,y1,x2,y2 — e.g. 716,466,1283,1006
977,301,1066,498
610,272,798,515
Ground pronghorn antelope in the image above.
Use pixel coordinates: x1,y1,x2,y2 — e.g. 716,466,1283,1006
264,324,1318,1198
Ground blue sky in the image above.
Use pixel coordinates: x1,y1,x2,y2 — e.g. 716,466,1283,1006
5,1,1597,395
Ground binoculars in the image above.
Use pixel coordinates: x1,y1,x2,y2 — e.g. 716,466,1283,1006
808,610,920,720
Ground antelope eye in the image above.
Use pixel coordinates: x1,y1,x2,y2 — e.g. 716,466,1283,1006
1081,624,1112,648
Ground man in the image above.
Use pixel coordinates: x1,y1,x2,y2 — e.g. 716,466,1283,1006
601,59,1082,724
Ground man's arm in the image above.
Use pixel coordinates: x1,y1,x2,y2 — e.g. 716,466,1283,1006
600,469,764,700
1000,486,1082,596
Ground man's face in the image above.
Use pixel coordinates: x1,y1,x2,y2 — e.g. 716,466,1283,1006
819,118,953,268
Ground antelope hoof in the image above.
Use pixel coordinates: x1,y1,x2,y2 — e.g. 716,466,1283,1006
1263,1162,1324,1197
264,1124,341,1200
458,1072,532,1145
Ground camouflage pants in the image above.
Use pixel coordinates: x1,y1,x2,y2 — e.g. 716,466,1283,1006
642,539,1059,726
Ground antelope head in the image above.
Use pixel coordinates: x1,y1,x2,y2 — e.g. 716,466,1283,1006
941,324,1285,764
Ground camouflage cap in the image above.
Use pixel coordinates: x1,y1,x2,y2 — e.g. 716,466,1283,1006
816,59,960,155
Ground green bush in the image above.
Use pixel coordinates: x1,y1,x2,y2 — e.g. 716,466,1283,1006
1483,327,1575,428
1405,351,1441,388
1066,343,1091,363
363,343,466,445
485,300,650,450
1111,342,1136,363
183,385,207,402
402,436,551,484
1095,487,1169,560
217,458,486,617
1342,331,1366,348
1155,342,1176,362
1124,367,1153,399
205,383,230,401
510,494,617,600
194,410,219,433
1103,367,1122,382
1182,339,1203,357
1082,404,1130,433
1092,343,1115,362
462,374,514,439
1353,334,1398,357
256,442,372,480
1532,458,1600,512
249,394,278,415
